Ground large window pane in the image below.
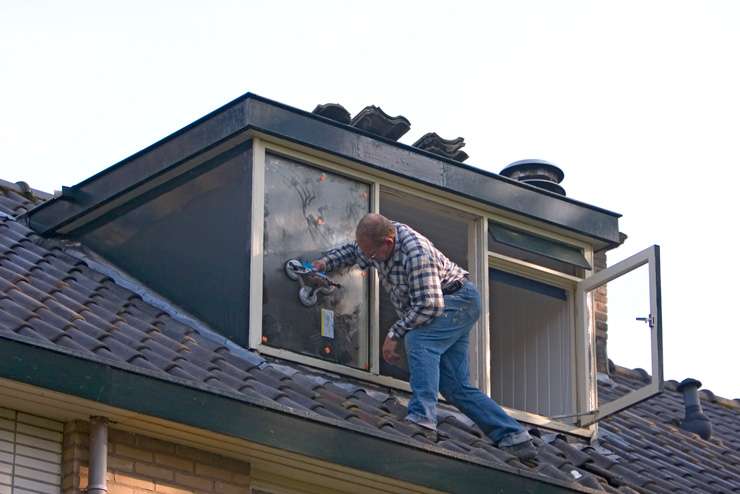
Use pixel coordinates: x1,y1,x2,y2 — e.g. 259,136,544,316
262,154,370,368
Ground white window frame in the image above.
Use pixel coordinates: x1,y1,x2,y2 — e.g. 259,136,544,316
486,230,596,437
249,136,489,392
248,133,658,439
249,139,390,385
574,245,663,426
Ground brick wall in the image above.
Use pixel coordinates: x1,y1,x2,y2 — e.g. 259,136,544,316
62,421,251,494
594,250,609,374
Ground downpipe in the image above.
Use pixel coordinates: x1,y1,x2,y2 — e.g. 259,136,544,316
88,416,109,494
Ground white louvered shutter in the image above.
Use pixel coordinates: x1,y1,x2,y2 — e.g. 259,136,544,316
0,408,63,494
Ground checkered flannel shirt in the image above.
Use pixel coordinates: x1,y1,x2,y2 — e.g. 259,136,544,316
320,222,468,338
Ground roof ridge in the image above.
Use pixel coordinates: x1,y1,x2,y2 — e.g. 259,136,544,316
0,178,53,218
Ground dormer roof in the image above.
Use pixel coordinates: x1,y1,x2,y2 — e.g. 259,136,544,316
21,93,620,250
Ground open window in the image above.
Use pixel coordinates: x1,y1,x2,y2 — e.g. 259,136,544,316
486,221,585,431
378,186,478,381
487,219,663,436
575,245,663,426
488,267,577,419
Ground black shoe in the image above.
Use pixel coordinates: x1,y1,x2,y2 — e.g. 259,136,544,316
500,440,537,461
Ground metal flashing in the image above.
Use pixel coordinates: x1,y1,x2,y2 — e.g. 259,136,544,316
25,93,621,246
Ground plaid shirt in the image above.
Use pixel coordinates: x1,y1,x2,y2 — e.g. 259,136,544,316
320,222,468,338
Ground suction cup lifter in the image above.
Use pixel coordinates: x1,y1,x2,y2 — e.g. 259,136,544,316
284,259,342,307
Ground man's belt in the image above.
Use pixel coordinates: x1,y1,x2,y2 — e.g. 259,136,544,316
442,278,466,295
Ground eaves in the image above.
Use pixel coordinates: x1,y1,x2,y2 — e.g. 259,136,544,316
0,332,597,494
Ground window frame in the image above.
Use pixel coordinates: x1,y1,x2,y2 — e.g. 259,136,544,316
248,134,602,436
258,151,374,370
377,184,483,383
487,254,591,435
249,137,490,391
575,245,663,426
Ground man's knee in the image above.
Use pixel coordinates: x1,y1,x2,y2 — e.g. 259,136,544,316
439,386,456,404
439,376,462,402
441,379,480,402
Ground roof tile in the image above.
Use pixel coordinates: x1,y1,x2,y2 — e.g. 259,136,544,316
1,212,739,493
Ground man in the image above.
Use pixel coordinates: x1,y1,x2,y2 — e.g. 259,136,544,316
313,213,536,460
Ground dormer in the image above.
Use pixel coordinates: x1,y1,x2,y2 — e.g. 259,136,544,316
24,93,663,438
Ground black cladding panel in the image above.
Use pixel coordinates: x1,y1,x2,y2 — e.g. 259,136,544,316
78,144,253,345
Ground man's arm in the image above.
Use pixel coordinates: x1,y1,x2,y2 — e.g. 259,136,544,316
388,248,444,338
316,242,364,272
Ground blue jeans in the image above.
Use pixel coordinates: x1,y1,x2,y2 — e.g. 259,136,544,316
404,280,530,446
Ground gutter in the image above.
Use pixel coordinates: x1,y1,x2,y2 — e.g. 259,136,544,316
0,333,596,494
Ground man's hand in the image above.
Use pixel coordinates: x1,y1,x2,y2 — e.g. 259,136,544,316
312,260,327,272
382,335,402,365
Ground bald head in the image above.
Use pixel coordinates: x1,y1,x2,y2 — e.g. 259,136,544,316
356,213,395,246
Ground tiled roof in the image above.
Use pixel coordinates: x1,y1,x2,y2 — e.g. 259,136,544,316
0,201,739,493
0,179,51,217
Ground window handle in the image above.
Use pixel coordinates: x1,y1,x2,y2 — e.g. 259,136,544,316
636,314,654,328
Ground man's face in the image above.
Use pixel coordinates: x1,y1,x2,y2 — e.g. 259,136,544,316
357,234,394,262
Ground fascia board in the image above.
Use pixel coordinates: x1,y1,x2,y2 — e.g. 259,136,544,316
25,93,620,244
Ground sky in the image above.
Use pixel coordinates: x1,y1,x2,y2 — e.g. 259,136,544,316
1,1,738,399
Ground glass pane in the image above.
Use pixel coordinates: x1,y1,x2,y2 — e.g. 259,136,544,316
593,263,652,406
378,187,472,380
488,221,588,276
490,223,590,269
489,268,576,420
262,154,370,368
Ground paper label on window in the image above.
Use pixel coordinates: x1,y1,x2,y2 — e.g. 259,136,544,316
321,309,334,339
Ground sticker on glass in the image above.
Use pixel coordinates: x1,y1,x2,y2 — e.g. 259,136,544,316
321,308,334,339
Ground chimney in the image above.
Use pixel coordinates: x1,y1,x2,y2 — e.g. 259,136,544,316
500,159,566,196
676,378,713,440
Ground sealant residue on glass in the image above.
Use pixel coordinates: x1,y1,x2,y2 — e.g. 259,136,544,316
262,154,370,368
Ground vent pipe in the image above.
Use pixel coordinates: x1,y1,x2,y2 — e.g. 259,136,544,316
500,159,566,196
676,378,712,440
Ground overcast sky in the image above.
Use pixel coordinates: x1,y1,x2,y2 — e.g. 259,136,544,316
1,1,738,399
